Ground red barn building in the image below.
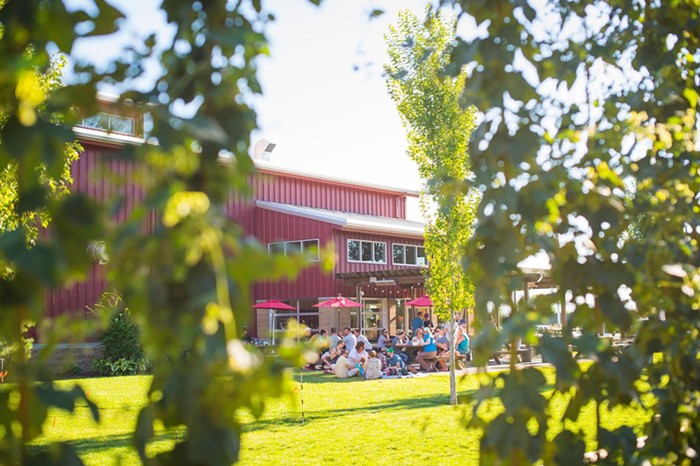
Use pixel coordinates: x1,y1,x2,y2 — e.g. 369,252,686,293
46,98,428,341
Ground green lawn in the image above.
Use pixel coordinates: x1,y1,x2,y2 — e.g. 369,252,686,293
32,369,649,465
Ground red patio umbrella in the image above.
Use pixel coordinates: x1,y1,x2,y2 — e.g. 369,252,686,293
313,294,363,308
251,299,297,310
405,295,433,307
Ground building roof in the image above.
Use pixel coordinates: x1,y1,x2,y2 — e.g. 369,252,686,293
256,200,425,238
253,159,420,198
73,126,145,147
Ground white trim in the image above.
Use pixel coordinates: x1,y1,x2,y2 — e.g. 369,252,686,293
253,159,419,197
257,201,346,226
341,218,424,237
73,125,145,146
347,238,387,265
255,200,425,238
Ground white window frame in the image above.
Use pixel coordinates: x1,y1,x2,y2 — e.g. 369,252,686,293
268,238,320,262
347,239,387,264
392,243,427,267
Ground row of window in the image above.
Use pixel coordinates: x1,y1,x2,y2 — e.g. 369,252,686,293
268,239,320,261
348,239,426,266
81,113,136,135
267,238,426,267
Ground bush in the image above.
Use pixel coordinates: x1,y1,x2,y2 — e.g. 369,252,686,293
0,325,34,369
92,292,150,376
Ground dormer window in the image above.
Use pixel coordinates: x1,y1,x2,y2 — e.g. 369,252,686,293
81,112,135,135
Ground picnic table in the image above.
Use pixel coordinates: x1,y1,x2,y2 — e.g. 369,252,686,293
493,345,535,363
423,352,470,370
393,343,424,362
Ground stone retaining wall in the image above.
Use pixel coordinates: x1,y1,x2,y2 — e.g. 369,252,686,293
30,343,102,376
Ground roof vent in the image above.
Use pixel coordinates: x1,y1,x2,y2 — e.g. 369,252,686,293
253,138,276,161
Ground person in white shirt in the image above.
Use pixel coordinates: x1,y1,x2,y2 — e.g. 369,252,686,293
348,341,369,366
342,327,356,354
333,349,359,379
352,328,372,349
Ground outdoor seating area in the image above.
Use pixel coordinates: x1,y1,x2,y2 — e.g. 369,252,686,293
304,323,477,378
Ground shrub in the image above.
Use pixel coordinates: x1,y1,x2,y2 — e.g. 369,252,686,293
92,292,150,376
0,324,34,369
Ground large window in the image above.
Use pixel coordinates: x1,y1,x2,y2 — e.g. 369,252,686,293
347,239,386,264
268,239,319,261
392,243,427,266
81,113,135,135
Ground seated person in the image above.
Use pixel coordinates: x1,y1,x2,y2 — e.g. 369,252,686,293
376,328,392,350
391,330,409,364
320,340,346,370
434,326,451,371
352,328,372,350
348,341,369,366
435,326,450,354
377,347,388,369
383,348,406,375
415,328,437,372
333,349,359,379
456,323,470,362
411,328,425,346
363,350,383,380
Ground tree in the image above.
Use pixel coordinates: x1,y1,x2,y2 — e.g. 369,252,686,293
0,1,319,465
0,56,80,276
439,0,700,464
386,9,478,406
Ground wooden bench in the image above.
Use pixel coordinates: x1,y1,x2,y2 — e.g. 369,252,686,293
423,353,470,371
493,346,535,363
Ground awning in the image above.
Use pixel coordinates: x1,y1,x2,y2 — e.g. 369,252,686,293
256,200,425,238
335,268,425,287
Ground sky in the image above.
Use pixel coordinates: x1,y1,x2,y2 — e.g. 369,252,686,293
67,0,432,219
251,0,428,193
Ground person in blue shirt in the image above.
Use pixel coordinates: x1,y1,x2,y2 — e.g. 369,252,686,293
384,347,406,375
411,311,424,335
457,319,470,360
415,327,438,372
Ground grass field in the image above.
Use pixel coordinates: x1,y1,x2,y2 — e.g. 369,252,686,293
31,369,649,465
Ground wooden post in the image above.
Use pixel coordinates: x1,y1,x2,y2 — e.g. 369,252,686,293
449,308,457,405
560,292,567,329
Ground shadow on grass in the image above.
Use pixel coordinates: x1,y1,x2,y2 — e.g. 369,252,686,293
28,429,184,456
242,390,479,433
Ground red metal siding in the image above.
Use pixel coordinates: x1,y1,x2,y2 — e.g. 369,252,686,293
251,210,425,302
252,209,340,300
252,172,406,218
44,142,146,320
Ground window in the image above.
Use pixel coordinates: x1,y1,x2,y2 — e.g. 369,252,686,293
81,113,135,135
347,239,386,264
268,239,319,261
392,244,427,266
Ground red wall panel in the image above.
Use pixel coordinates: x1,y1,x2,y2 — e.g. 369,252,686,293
251,209,425,304
44,142,146,321
251,172,407,218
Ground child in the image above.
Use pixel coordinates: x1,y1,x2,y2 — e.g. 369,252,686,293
363,350,383,380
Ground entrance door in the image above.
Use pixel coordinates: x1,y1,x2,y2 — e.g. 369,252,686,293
360,299,386,341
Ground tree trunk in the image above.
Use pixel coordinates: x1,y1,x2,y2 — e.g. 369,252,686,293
449,309,457,405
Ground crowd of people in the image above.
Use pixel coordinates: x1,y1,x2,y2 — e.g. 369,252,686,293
308,320,471,380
